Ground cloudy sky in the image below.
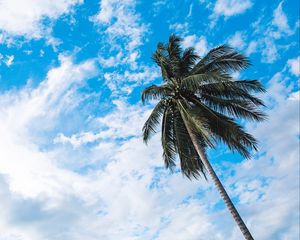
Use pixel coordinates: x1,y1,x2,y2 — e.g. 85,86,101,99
0,0,299,239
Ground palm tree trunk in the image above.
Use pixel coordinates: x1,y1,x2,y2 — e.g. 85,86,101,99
185,125,254,240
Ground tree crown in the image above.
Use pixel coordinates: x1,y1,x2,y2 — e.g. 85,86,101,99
142,34,266,179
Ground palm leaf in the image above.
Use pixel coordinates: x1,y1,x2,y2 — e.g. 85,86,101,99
152,43,173,80
176,99,214,147
199,81,265,106
200,94,267,121
161,107,177,169
173,110,206,179
191,45,250,74
179,47,199,77
143,34,266,180
142,100,166,143
167,34,182,61
181,72,231,92
141,84,171,103
186,95,258,158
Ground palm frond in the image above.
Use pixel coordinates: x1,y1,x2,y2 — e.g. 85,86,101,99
200,94,267,121
152,43,173,80
176,99,214,147
173,110,206,179
210,113,258,158
186,95,258,158
191,45,250,74
227,80,266,92
181,72,231,93
162,107,177,169
142,100,166,144
141,84,171,103
167,34,182,61
199,81,265,106
180,47,199,76
143,35,266,179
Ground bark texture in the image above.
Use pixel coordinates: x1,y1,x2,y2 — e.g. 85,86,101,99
185,125,254,240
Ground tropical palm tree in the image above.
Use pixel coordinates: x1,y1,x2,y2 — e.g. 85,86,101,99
141,35,266,240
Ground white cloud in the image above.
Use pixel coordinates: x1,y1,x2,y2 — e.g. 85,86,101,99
213,0,252,17
152,0,168,16
0,56,299,239
103,65,160,95
182,34,208,56
242,72,299,239
261,38,278,63
0,54,218,238
0,1,298,239
187,3,193,18
272,1,292,35
99,51,123,68
288,91,299,101
0,30,298,239
4,55,14,67
218,68,299,239
0,55,97,132
249,1,297,63
24,50,33,55
182,35,196,48
99,50,141,70
245,40,257,56
231,71,241,79
0,56,102,239
0,54,14,67
0,0,82,40
93,0,154,96
54,131,102,147
92,0,147,52
156,201,221,240
228,31,246,50
287,56,300,76
169,22,189,35
0,78,209,239
54,100,150,147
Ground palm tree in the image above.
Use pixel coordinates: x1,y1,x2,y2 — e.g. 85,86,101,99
141,35,266,240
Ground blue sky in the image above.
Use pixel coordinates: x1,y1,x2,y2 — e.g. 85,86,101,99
0,0,299,239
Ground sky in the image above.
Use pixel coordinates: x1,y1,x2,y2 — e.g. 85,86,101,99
0,0,299,239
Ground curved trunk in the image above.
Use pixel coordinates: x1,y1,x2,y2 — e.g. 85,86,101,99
185,125,254,240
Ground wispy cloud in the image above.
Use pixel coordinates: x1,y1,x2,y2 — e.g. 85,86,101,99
0,53,14,67
1,53,298,239
0,0,82,42
182,34,208,56
272,1,293,35
103,65,160,95
250,1,297,63
213,0,253,17
227,31,246,50
92,0,147,52
0,0,299,239
92,0,157,96
287,56,300,76
209,0,253,27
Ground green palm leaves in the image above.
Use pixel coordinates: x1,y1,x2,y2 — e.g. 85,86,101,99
142,34,266,179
